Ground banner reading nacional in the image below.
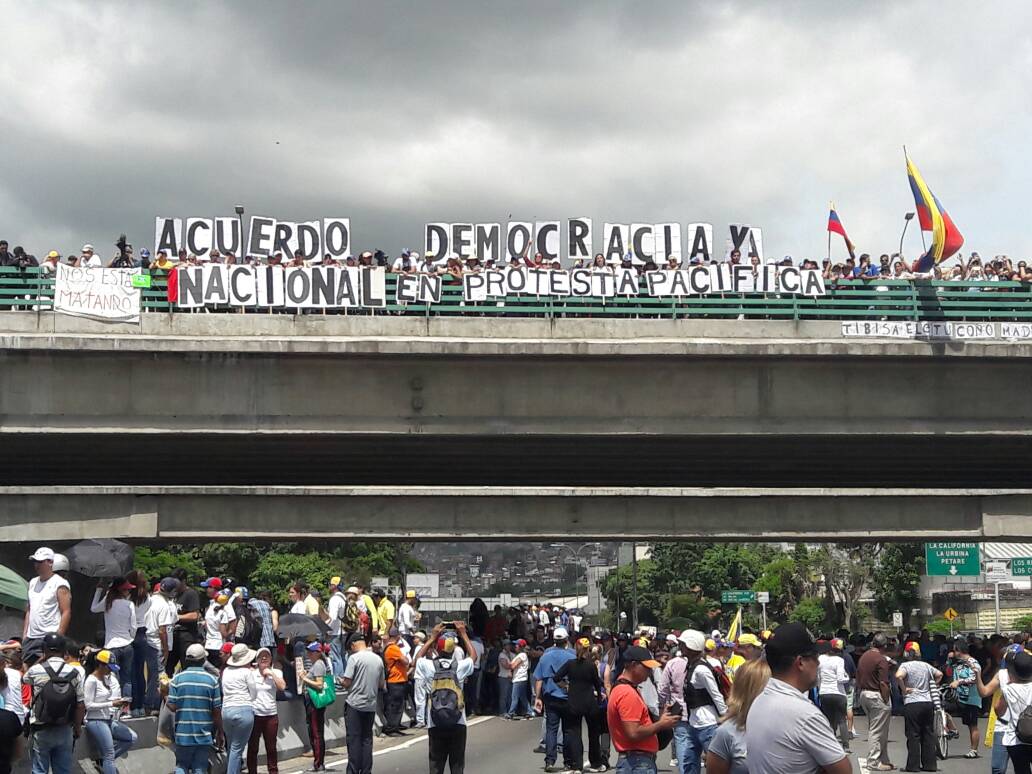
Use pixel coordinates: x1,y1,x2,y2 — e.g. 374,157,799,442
175,264,825,309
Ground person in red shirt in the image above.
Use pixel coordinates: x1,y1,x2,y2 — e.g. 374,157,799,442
607,645,678,774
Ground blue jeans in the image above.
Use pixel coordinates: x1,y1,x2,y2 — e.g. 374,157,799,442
498,676,512,716
329,635,347,677
616,751,658,774
508,681,532,717
676,721,716,774
85,719,138,774
107,644,134,701
30,726,73,774
992,726,1009,774
544,696,572,768
222,706,255,774
174,743,211,774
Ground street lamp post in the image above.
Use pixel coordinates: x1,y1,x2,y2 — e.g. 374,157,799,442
898,212,915,264
550,542,598,609
234,205,246,262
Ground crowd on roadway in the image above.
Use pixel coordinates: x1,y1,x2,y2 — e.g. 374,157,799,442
10,544,1032,774
1,238,1025,287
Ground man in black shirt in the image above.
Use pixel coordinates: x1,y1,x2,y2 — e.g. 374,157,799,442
166,569,202,676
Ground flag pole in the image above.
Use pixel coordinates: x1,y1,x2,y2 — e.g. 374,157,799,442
827,202,832,263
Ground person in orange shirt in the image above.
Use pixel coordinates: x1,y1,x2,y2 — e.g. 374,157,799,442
382,628,410,736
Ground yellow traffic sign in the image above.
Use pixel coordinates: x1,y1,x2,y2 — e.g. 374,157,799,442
944,608,959,622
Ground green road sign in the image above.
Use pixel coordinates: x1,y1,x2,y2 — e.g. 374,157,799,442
1011,557,1032,576
721,590,756,604
924,542,980,577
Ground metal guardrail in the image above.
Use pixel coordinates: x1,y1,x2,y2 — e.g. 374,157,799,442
4,267,1032,320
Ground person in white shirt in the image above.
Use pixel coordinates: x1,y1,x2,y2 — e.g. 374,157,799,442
77,245,102,268
221,644,257,774
22,547,72,664
677,629,728,774
83,650,137,774
0,655,25,774
506,639,534,718
817,639,851,752
323,577,352,677
413,623,477,773
398,592,419,640
89,579,138,703
140,578,178,714
247,648,286,774
203,592,236,666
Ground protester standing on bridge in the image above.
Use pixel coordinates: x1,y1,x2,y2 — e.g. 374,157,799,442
705,657,771,774
90,579,137,703
745,622,851,774
896,641,942,773
167,570,202,677
23,634,85,774
23,548,72,666
607,645,678,774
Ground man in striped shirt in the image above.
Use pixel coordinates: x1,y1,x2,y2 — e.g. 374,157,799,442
167,644,223,774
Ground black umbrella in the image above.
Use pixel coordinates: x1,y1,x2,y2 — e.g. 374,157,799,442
65,539,134,578
277,613,329,640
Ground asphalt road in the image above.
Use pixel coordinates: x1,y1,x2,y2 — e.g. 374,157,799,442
275,713,991,773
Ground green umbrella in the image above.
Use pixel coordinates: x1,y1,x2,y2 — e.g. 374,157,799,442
0,565,28,611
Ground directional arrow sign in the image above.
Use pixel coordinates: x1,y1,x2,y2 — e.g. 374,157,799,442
925,542,980,577
944,607,959,622
721,590,756,604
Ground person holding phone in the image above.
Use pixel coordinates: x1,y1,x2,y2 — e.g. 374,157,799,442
607,645,679,774
83,650,138,774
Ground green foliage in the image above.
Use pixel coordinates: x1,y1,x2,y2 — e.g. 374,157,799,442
133,546,204,582
790,596,827,632
925,619,955,635
1013,614,1032,632
665,594,712,629
600,560,663,625
871,543,923,622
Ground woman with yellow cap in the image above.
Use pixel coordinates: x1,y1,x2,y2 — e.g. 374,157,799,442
83,650,138,774
554,637,608,772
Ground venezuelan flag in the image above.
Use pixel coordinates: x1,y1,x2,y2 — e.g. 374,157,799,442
726,607,742,642
827,205,855,258
906,153,964,271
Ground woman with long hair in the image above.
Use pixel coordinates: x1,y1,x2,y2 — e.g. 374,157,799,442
705,656,771,774
818,638,851,751
83,650,138,774
246,648,286,774
0,655,25,774
221,643,257,774
554,636,607,772
896,641,943,773
90,578,138,702
124,569,155,716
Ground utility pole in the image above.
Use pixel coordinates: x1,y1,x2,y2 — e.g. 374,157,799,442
631,542,639,632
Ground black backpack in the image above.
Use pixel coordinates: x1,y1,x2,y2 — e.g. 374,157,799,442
235,603,263,648
1016,698,1032,744
33,664,78,726
428,659,464,729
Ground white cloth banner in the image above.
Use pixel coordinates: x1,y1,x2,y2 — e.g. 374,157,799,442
54,264,142,323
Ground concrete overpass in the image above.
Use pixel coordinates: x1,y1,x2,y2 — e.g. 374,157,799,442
2,312,1032,540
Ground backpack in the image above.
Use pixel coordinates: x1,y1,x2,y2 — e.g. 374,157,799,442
1017,700,1032,745
333,593,359,634
683,658,730,710
32,664,78,727
428,658,464,729
235,603,263,648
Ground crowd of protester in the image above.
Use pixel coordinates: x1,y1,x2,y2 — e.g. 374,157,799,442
8,545,1032,774
2,238,1028,287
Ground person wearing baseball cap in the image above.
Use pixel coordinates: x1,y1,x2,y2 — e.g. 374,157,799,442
895,640,943,772
167,643,223,772
341,629,385,774
505,638,535,720
23,547,72,665
83,648,137,772
607,645,678,772
533,625,577,772
89,578,138,700
397,590,420,644
817,637,852,753
675,629,726,773
202,586,237,667
24,631,86,763
745,622,850,774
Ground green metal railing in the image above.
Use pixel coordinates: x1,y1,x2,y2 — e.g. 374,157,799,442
4,267,1032,321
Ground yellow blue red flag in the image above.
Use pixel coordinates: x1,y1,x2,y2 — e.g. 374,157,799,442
906,152,964,271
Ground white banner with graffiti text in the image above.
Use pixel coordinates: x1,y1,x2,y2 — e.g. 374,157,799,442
54,264,142,323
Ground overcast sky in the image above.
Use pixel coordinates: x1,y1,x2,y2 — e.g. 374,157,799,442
2,1,1030,262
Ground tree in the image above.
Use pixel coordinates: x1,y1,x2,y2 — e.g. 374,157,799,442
790,596,827,632
753,556,799,619
133,546,204,582
818,543,881,631
1013,614,1032,632
871,543,924,627
600,561,663,626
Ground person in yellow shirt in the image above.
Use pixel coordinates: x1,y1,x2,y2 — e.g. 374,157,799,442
373,588,395,637
726,633,763,680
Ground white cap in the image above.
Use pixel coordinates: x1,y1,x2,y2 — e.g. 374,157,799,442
81,244,94,252
29,547,55,563
52,553,69,573
679,629,707,652
553,626,569,640
665,633,679,644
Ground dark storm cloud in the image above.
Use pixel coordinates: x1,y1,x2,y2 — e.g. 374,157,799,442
1,1,1031,262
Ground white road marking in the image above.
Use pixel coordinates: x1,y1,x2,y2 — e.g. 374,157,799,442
321,716,496,769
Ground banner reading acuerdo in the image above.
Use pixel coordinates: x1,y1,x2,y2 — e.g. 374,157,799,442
175,264,826,310
55,264,142,323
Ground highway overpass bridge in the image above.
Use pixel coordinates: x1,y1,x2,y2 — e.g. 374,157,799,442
2,312,1032,541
